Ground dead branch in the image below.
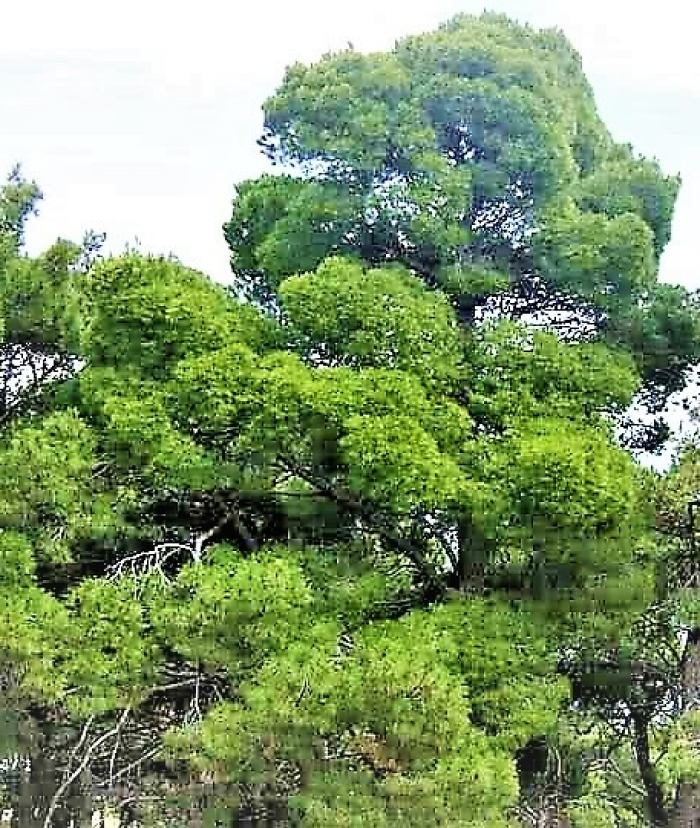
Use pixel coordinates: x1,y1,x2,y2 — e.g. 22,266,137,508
108,706,131,788
107,543,197,582
62,714,96,784
42,718,130,828
98,745,162,787
108,502,256,584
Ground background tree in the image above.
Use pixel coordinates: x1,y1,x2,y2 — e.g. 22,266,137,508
225,12,698,451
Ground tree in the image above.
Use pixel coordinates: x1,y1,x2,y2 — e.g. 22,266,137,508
225,12,698,450
0,11,697,828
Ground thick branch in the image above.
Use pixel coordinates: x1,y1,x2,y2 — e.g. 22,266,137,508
631,712,668,827
283,461,444,596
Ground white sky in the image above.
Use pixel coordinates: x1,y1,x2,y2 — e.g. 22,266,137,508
1,0,698,289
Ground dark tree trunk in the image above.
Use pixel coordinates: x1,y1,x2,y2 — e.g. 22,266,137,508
632,712,669,826
671,631,700,827
456,516,486,594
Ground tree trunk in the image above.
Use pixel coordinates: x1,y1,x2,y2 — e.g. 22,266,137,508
632,712,669,826
671,630,700,827
456,516,486,594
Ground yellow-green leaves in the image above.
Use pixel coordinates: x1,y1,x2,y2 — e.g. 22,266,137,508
181,596,562,827
151,548,314,672
341,415,466,512
468,321,641,426
0,531,36,588
0,583,68,703
169,342,259,446
82,253,276,376
0,410,96,561
0,13,688,824
57,578,161,715
497,418,637,535
280,256,463,384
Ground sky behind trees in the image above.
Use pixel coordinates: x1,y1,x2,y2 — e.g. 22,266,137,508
1,0,698,288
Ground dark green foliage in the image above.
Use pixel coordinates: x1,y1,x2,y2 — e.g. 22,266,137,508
226,12,697,441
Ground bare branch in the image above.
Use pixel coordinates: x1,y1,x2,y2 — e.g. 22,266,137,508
42,718,130,828
107,543,197,582
98,745,161,787
109,498,258,583
62,715,96,784
108,706,131,788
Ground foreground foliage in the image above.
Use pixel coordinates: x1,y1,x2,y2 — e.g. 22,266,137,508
1,12,700,828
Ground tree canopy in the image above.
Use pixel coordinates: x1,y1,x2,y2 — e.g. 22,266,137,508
226,12,697,445
1,11,700,828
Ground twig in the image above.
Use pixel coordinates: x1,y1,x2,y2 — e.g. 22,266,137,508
43,719,129,828
149,677,200,695
295,678,310,707
194,672,201,721
107,543,195,582
605,755,648,800
108,706,131,788
99,745,161,786
112,794,164,809
62,715,95,784
109,502,253,582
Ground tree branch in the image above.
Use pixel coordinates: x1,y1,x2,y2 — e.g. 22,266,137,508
42,717,130,828
282,460,444,595
108,706,131,788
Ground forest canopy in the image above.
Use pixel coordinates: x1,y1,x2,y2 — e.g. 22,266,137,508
1,11,700,828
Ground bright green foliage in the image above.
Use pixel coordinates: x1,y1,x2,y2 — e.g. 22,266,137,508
170,593,564,826
1,208,658,826
533,201,656,306
279,256,463,385
340,414,467,513
467,321,641,426
225,176,367,293
0,410,97,562
168,342,260,448
151,547,314,672
169,339,471,502
0,529,69,702
82,253,279,376
657,442,700,535
1,239,86,352
56,578,162,715
573,148,680,258
0,11,695,828
0,584,69,702
0,166,41,253
656,712,700,791
264,51,434,173
0,530,36,589
75,367,213,488
496,419,637,535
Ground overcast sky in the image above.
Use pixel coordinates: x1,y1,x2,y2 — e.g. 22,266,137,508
1,0,698,290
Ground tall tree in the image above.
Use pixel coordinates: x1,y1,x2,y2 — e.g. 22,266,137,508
225,12,698,450
0,11,697,828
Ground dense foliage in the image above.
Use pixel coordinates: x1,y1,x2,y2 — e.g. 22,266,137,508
1,12,700,828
